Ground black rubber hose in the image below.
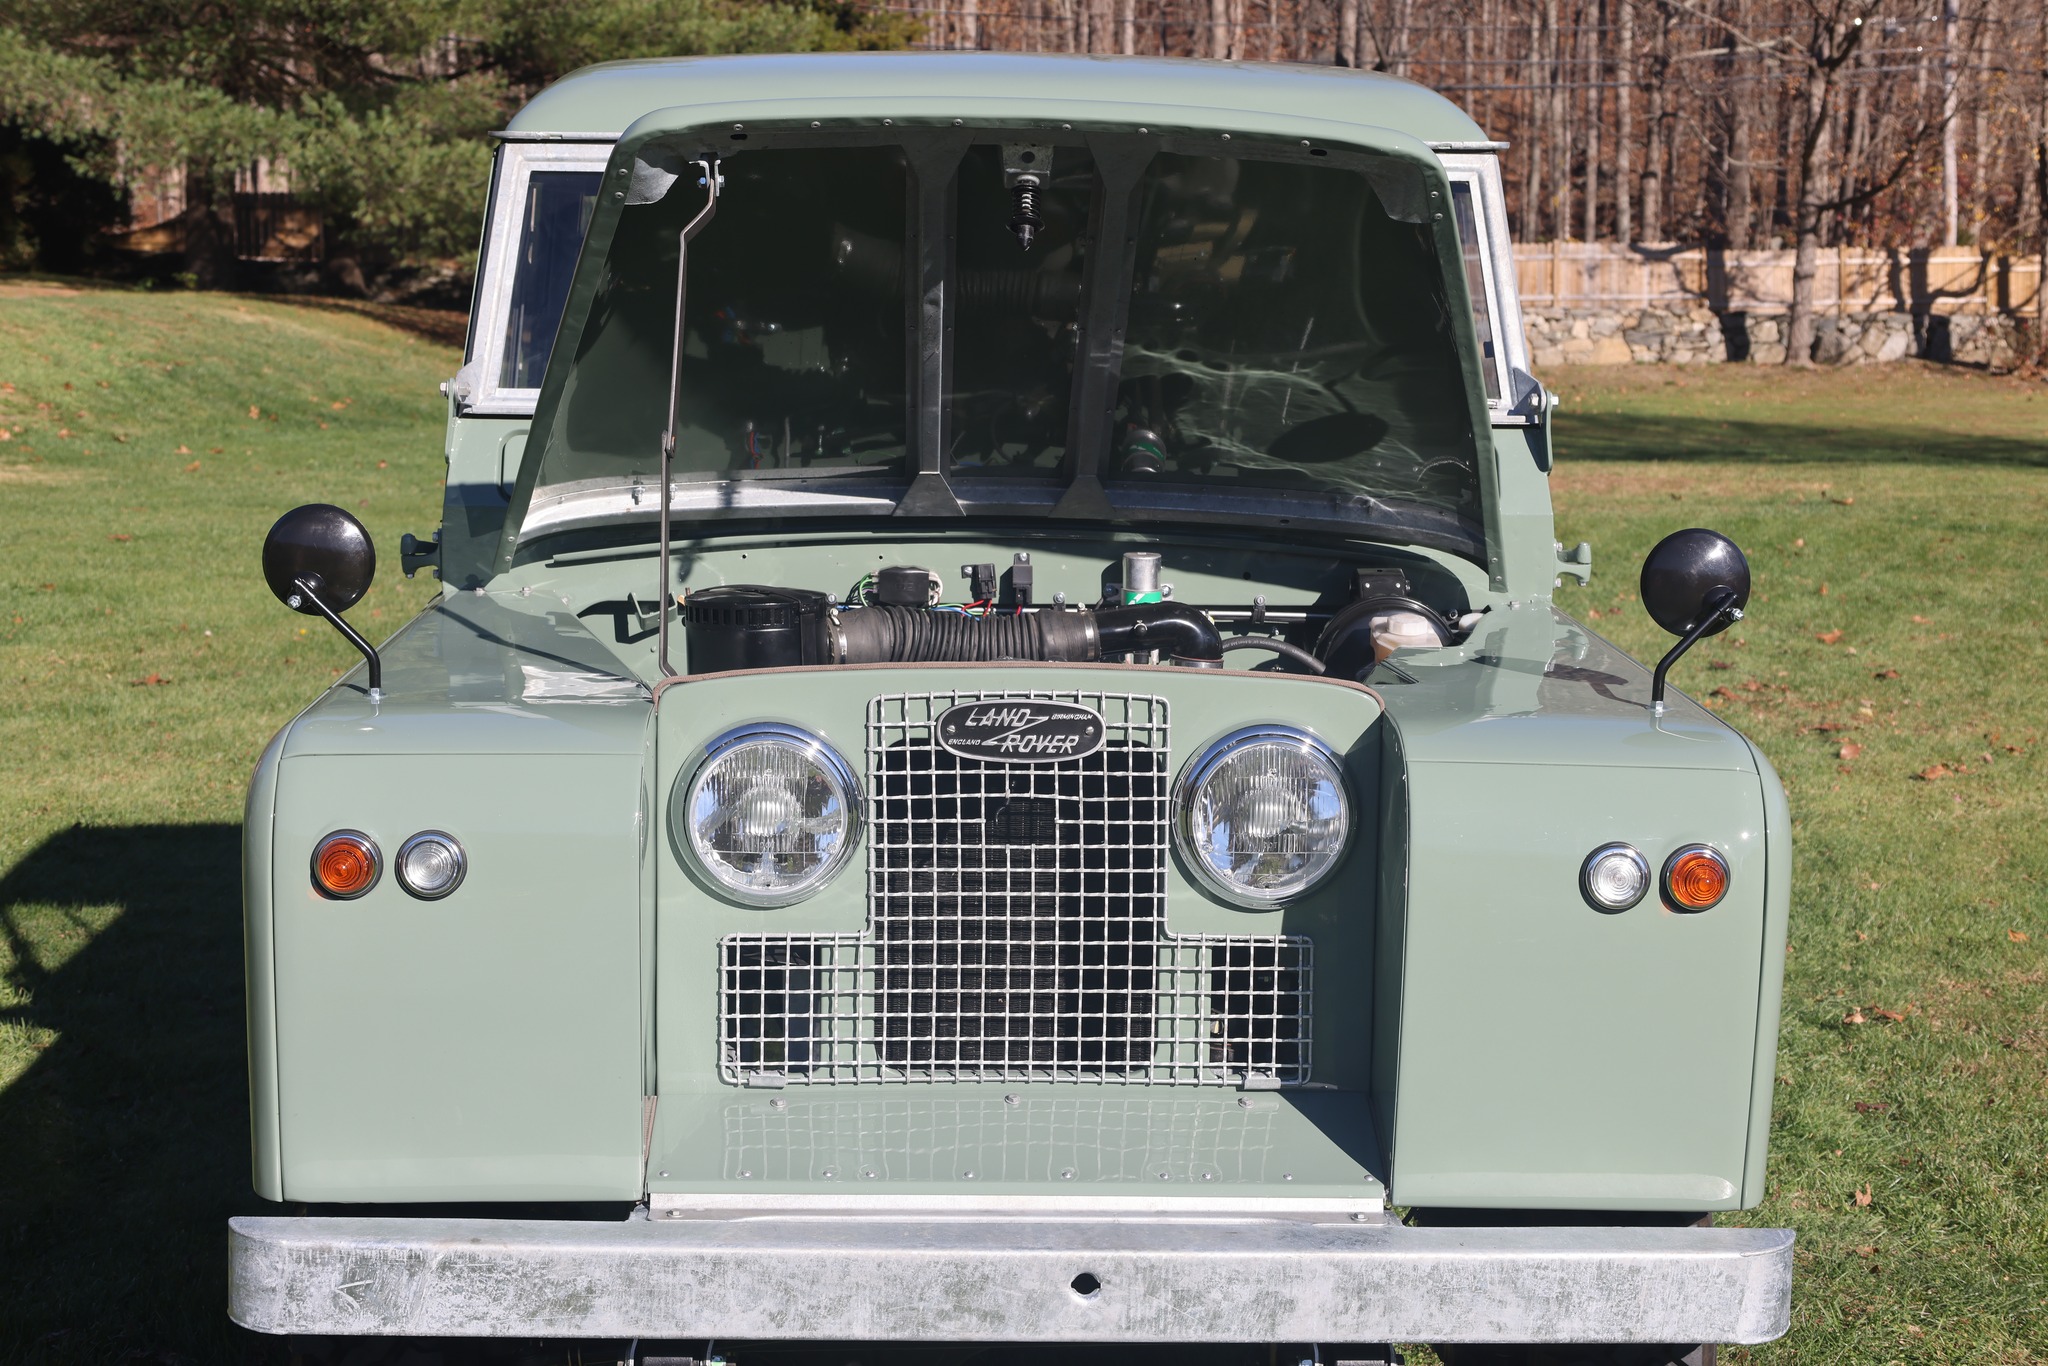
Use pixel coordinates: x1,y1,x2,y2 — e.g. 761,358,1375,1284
827,602,1224,667
830,604,1097,664
1091,604,1224,666
1219,635,1327,674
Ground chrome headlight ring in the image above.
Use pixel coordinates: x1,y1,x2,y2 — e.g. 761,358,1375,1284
1172,724,1352,908
672,722,862,908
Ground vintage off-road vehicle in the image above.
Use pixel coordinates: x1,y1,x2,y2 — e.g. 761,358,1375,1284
232,52,1793,1363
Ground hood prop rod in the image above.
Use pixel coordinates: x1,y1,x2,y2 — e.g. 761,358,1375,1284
656,158,722,684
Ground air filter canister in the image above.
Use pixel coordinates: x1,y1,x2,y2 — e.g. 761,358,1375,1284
682,585,831,674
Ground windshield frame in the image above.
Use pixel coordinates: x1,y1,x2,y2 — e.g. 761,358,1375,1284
499,119,1501,573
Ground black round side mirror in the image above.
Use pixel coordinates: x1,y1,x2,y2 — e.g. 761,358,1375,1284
1638,529,1751,716
262,504,383,697
263,504,376,614
1640,528,1750,637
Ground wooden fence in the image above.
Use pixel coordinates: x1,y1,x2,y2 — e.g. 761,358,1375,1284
1514,244,2042,316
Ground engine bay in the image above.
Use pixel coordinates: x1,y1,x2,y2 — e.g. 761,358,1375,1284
680,549,1480,680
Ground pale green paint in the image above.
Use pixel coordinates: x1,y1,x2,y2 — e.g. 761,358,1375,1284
243,722,289,1202
509,53,1491,146
438,407,525,592
242,54,1791,1214
269,752,645,1200
647,1088,1384,1203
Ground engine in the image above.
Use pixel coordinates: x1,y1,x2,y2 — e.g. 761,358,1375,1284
680,552,1469,679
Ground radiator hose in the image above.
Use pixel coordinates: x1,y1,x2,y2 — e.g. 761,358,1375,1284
827,603,1224,667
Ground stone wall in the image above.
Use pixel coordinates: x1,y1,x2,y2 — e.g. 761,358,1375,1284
1524,305,2025,368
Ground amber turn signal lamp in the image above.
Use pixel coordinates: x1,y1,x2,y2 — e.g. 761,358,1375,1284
312,831,381,899
1663,844,1729,911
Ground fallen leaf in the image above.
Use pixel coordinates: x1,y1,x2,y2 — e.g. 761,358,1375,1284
2012,930,2032,943
1793,537,1805,547
248,405,260,419
376,459,388,469
1911,614,1932,624
208,446,223,454
129,673,166,686
1709,659,1732,670
1710,685,1737,699
1854,1101,1887,1112
1904,1325,1923,1337
1819,582,1830,596
56,427,70,438
1742,680,1763,692
107,534,132,543
1831,495,1856,506
38,583,53,590
1874,668,1900,679
1853,1184,1873,1207
1839,742,1864,760
183,461,201,473
1816,629,1845,645
1916,764,1951,781
174,444,191,454
1854,1244,1877,1257
1843,1008,1866,1024
1869,1007,1905,1022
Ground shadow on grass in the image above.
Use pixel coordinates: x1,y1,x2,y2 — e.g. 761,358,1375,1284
0,823,273,1366
1555,412,2048,467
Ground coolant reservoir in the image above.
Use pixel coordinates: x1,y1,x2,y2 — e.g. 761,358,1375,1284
1370,610,1449,660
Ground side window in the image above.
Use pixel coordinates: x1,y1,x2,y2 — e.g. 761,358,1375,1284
1448,179,1502,404
499,171,603,389
464,144,610,416
1436,153,1529,421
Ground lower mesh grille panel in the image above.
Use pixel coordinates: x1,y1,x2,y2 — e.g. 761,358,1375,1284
719,690,1312,1085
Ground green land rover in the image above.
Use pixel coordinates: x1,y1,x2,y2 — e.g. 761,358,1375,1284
231,52,1793,1364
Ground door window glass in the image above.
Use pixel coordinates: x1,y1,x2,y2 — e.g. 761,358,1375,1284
498,170,603,389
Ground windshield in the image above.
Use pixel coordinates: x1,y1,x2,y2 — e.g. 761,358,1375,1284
521,135,1485,558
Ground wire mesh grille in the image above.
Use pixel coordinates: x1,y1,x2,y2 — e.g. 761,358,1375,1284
719,690,1312,1085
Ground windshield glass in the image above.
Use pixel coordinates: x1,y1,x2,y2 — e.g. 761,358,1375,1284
549,145,910,486
1108,152,1477,520
520,135,1483,556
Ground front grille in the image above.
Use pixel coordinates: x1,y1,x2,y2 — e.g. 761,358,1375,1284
719,690,1311,1085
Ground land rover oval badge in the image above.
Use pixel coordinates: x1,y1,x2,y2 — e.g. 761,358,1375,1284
936,699,1105,763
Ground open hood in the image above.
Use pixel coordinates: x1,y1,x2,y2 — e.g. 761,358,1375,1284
498,76,1499,574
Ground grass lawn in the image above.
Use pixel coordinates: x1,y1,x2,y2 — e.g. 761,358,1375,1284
0,285,2043,1365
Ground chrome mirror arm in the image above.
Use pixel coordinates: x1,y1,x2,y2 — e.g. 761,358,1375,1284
657,159,722,683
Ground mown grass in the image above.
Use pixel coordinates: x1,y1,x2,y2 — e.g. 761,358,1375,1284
1546,362,2048,1366
0,281,453,1365
0,288,2042,1365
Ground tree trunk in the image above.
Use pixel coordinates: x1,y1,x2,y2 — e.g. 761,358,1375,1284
1941,0,1959,246
1727,0,1753,249
1617,0,1634,243
181,164,239,289
1786,52,1837,366
1642,6,1664,242
1338,0,1360,66
1584,0,1603,243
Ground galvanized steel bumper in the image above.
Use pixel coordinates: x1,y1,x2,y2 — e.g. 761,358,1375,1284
229,1213,1792,1343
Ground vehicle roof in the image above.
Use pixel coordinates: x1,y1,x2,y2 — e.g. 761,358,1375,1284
504,52,1493,147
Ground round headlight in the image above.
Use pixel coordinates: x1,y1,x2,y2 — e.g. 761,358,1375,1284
396,831,466,899
1581,843,1651,912
1174,726,1351,906
675,723,860,906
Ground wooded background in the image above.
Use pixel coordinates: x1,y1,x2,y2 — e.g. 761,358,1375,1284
1,0,2042,354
